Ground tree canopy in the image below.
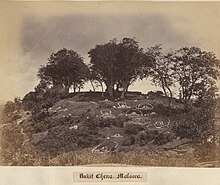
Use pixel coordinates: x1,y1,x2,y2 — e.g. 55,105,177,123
88,38,146,98
171,47,220,109
37,48,89,93
34,40,220,107
145,45,175,105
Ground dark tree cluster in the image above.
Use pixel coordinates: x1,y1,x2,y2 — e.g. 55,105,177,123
26,37,220,110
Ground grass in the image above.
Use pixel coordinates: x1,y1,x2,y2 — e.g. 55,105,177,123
48,150,199,167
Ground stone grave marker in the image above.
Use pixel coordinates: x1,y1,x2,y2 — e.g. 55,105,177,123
100,110,115,118
111,133,124,138
154,119,170,129
117,102,131,109
92,141,118,154
137,103,154,110
154,121,164,128
126,109,143,117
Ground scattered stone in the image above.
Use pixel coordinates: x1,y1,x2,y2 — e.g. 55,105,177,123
207,135,214,143
69,125,78,130
90,101,97,104
17,119,23,124
150,112,157,115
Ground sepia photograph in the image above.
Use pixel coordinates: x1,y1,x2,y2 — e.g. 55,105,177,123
0,1,220,168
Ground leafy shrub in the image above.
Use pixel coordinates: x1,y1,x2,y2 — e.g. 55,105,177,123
36,125,100,155
153,132,175,145
98,103,112,109
32,109,49,122
124,124,144,135
172,104,215,141
83,116,100,129
4,101,17,114
4,97,22,115
153,103,183,116
147,91,164,99
123,136,135,146
22,86,67,111
136,130,159,145
97,116,127,128
99,118,114,127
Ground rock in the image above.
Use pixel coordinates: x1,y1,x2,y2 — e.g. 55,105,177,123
32,131,48,145
69,125,78,130
150,112,157,115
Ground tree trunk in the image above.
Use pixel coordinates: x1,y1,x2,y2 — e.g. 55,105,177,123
120,82,128,99
64,85,70,94
100,83,104,97
166,86,173,106
126,84,129,92
107,80,114,97
73,82,76,93
183,94,189,111
160,77,168,97
90,80,96,92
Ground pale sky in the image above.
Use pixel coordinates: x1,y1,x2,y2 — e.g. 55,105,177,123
1,2,220,102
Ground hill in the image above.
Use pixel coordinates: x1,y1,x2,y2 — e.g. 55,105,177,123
0,92,219,167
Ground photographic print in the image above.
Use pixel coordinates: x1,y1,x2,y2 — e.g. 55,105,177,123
0,1,220,168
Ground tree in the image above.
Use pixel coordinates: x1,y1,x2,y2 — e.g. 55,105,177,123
88,39,118,97
37,48,88,94
116,38,146,99
88,38,145,98
89,69,105,96
171,47,220,109
145,45,175,106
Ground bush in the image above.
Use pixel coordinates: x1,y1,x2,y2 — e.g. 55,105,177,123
123,136,135,146
153,103,183,116
153,132,175,145
4,97,22,115
36,125,100,155
99,118,114,128
124,124,144,135
136,130,159,145
173,105,215,141
4,101,17,114
97,116,127,128
98,103,112,109
22,86,68,112
32,109,49,122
